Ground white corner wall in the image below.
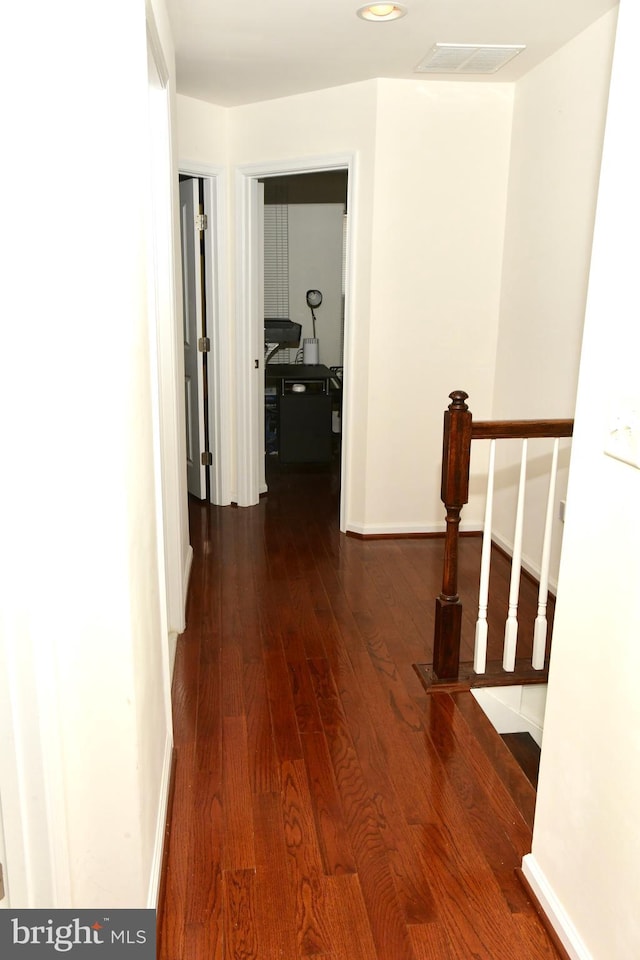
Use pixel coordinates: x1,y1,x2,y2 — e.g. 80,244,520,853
527,3,640,957
490,10,618,583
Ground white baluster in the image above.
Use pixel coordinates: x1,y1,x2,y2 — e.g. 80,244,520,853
474,440,496,674
503,439,527,671
533,439,560,669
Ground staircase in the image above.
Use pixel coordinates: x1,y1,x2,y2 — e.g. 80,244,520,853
417,389,573,690
501,733,540,789
429,689,538,831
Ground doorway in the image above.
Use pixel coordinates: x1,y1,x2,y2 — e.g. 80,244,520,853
178,165,232,507
261,171,348,505
235,154,354,527
179,175,209,501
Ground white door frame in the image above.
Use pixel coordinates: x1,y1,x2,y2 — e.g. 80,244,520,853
145,12,184,906
178,162,232,506
179,177,207,499
235,153,356,526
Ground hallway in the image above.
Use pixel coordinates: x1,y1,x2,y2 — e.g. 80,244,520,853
158,464,561,959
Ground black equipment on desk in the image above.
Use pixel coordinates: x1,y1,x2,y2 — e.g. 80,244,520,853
265,364,335,463
264,318,301,347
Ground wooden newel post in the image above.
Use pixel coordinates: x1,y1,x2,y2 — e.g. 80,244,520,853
433,390,472,680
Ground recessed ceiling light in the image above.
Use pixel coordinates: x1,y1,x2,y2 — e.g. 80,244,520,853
356,4,407,22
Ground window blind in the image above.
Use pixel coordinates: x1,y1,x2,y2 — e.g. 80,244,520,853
264,203,289,319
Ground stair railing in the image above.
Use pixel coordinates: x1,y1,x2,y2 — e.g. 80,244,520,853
432,390,573,684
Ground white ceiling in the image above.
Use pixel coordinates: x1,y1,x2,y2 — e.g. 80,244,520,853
165,0,618,107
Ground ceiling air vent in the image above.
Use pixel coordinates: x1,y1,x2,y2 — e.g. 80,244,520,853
415,43,525,75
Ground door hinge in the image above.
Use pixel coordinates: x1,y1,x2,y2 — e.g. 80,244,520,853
0,863,5,901
198,337,211,353
201,451,213,466
195,213,208,231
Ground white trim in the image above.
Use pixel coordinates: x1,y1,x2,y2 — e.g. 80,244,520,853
236,154,354,181
178,162,233,506
257,181,266,496
147,730,174,909
345,521,481,536
521,854,593,960
0,621,59,906
144,1,169,87
235,172,262,506
339,158,357,533
182,542,194,605
236,153,356,519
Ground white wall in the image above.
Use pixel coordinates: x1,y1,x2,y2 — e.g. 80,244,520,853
489,10,617,583
525,3,640,956
179,79,512,531
363,80,512,532
176,92,228,165
287,203,345,369
0,0,183,907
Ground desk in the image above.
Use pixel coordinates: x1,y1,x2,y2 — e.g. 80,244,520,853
265,364,335,391
265,364,336,463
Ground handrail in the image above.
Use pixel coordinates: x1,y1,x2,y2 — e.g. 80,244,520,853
472,420,574,440
432,390,574,683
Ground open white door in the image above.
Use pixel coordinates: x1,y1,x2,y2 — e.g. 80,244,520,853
179,177,206,499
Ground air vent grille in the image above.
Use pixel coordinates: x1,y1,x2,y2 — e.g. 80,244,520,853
415,43,525,75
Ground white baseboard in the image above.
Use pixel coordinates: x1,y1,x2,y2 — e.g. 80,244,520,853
147,730,174,909
521,854,593,960
345,521,481,537
182,544,193,612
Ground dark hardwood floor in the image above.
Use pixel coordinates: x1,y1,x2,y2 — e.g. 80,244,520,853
158,457,560,959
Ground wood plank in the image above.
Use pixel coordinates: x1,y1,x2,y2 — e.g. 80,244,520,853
300,730,357,877
222,715,256,871
288,659,324,734
184,921,223,960
184,768,223,925
280,758,332,956
322,874,379,960
263,648,304,762
223,868,258,960
252,791,299,960
243,659,280,795
222,642,245,717
408,923,454,960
